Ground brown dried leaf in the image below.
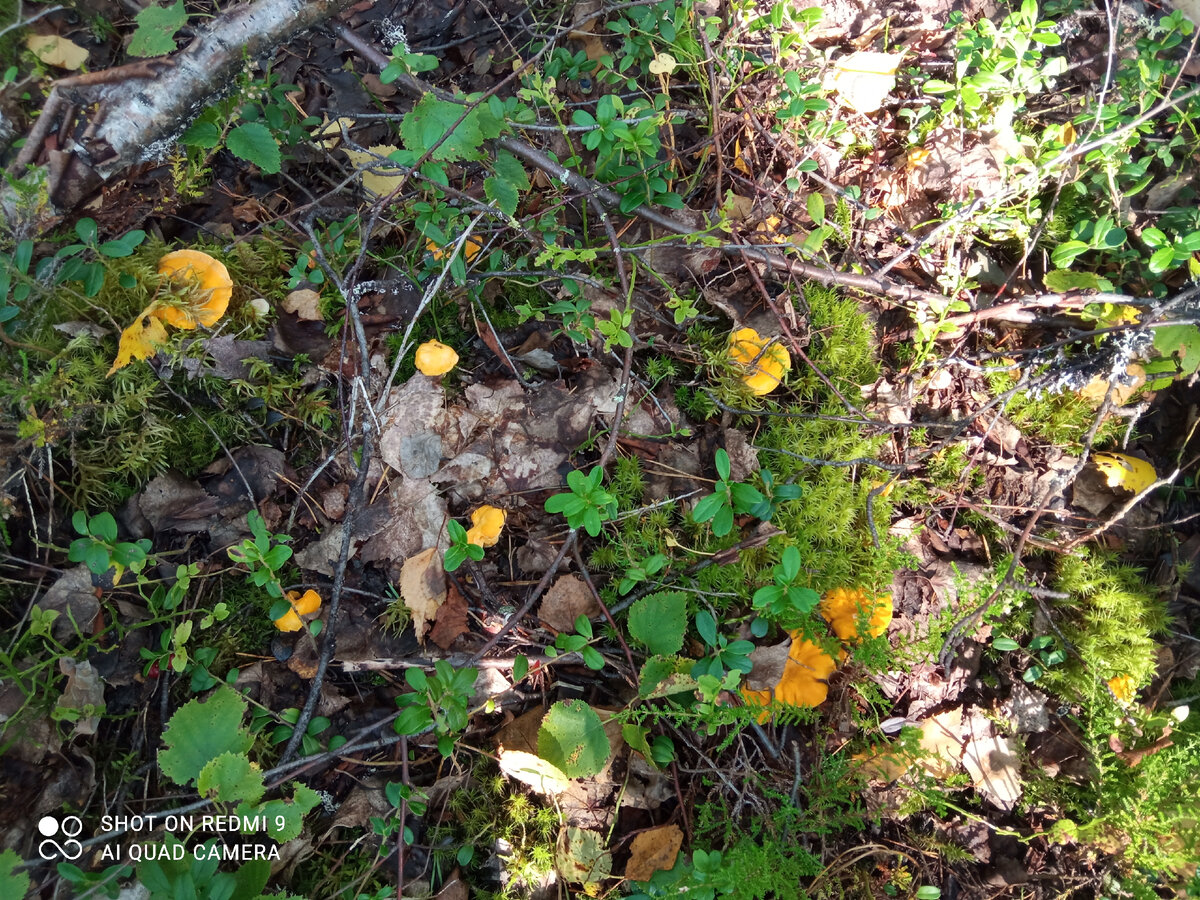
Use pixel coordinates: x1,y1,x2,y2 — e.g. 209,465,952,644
57,658,105,736
744,639,793,692
282,289,323,321
539,575,599,632
399,547,447,644
428,583,470,650
625,824,683,882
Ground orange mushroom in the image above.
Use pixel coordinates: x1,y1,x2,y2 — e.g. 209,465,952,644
415,340,459,376
156,250,233,329
274,589,322,632
741,635,838,717
820,586,893,643
465,505,506,548
727,327,791,395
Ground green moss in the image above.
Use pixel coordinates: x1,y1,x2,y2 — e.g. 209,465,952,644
987,368,1123,448
1047,548,1167,690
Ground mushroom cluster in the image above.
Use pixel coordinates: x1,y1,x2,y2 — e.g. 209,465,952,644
109,249,234,375
741,585,894,717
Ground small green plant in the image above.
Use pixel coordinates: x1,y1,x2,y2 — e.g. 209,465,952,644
619,552,669,595
393,660,478,756
691,610,753,679
67,510,152,585
692,449,778,537
370,781,428,844
993,634,1066,683
227,510,293,608
544,466,618,536
266,708,345,756
545,614,605,670
0,239,33,331
444,519,484,572
751,545,820,631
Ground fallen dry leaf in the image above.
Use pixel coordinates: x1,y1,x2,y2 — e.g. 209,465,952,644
283,289,323,321
428,583,470,650
624,824,683,882
918,706,963,778
26,33,90,69
962,712,1022,811
399,547,447,644
826,50,903,114
539,575,598,632
108,310,169,376
57,658,105,736
497,748,570,795
744,639,793,691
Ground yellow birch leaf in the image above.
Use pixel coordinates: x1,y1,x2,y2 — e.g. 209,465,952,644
1091,452,1157,493
342,145,405,197
107,310,169,376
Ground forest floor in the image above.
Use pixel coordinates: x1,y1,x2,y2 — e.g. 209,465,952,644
2,0,1200,897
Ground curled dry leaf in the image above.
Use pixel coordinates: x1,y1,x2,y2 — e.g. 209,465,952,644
399,547,447,644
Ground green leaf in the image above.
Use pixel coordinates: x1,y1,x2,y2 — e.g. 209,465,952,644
628,591,687,655
695,610,718,646
400,94,484,163
240,783,320,842
129,0,187,57
226,123,282,174
992,637,1022,651
197,751,266,804
493,149,530,191
1153,324,1200,376
485,175,520,217
1050,240,1089,268
0,849,29,897
538,700,610,778
159,689,253,787
513,655,529,681
1148,246,1176,274
1043,269,1114,293
807,192,825,225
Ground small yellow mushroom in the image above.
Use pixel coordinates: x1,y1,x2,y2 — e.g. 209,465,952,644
155,250,233,329
728,327,791,395
466,505,507,548
415,340,459,376
274,589,322,632
820,586,893,643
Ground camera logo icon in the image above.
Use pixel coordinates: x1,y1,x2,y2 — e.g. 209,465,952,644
37,815,84,861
